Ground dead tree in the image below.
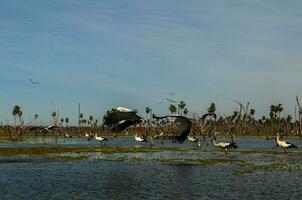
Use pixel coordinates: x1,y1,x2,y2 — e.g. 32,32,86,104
235,101,250,135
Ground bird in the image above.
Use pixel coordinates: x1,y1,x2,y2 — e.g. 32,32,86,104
29,78,39,84
29,125,62,135
116,107,133,112
187,135,201,147
153,115,192,144
63,132,72,138
103,108,143,133
211,137,238,155
187,135,198,142
165,98,178,103
274,132,297,153
135,134,147,143
95,134,108,143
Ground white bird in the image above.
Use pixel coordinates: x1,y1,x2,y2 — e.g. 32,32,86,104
95,134,108,143
64,132,72,138
117,107,133,112
211,137,238,155
187,136,198,142
85,133,90,138
274,132,297,153
187,135,201,147
135,134,147,143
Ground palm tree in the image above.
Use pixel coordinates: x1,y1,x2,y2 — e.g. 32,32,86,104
183,107,188,116
145,107,151,120
60,118,64,126
34,114,39,126
178,101,186,115
51,111,57,125
65,117,69,127
169,104,177,114
12,105,21,127
208,102,216,114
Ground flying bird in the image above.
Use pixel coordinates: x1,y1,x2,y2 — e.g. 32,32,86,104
166,98,178,103
29,78,39,85
103,107,143,133
153,115,192,144
274,132,297,153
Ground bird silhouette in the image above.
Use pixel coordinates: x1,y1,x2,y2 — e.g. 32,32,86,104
29,78,39,84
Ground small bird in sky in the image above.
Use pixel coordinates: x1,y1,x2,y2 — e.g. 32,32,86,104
166,98,178,103
29,78,39,85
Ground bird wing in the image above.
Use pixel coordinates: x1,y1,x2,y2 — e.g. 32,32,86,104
153,114,192,144
104,111,142,133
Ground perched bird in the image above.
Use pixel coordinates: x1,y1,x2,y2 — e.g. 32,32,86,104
29,78,39,84
153,115,192,144
274,132,297,153
211,137,238,155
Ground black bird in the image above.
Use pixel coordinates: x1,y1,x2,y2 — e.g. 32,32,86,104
29,78,39,84
153,115,192,144
103,108,143,133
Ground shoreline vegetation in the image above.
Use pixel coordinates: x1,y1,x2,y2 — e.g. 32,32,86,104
2,98,302,141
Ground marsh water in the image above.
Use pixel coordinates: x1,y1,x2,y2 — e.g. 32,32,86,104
0,136,302,199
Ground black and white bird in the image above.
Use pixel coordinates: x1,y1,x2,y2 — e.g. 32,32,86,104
211,137,238,154
153,115,192,144
187,135,201,147
274,132,297,153
103,107,143,133
95,134,108,143
29,125,61,135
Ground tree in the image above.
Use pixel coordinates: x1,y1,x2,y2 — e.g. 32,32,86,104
65,117,69,127
145,107,151,120
183,107,188,116
60,118,64,126
169,104,177,114
12,105,21,127
34,114,39,126
178,101,186,115
51,111,57,125
250,109,255,116
207,102,216,114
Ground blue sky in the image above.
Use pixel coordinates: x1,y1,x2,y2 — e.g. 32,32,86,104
0,0,301,125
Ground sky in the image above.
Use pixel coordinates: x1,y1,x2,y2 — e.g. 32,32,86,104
0,0,301,125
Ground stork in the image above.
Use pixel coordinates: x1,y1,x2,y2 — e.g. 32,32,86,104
187,135,201,147
135,134,147,143
211,137,238,155
95,134,108,143
274,132,297,153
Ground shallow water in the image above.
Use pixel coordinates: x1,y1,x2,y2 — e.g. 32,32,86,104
0,137,302,200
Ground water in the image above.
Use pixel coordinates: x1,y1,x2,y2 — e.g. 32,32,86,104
0,137,302,200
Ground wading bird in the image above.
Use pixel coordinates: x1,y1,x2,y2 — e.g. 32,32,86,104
95,134,108,143
274,132,297,153
211,137,238,155
135,134,147,143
